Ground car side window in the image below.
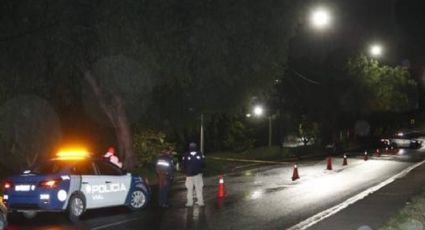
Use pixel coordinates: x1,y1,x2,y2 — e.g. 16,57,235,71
95,160,123,176
71,161,96,175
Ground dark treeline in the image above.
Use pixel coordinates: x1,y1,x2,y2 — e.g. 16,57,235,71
0,0,422,172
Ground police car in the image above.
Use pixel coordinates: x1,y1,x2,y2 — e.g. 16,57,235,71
0,198,7,230
2,150,150,222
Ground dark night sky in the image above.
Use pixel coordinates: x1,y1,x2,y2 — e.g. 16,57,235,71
2,0,425,152
292,0,425,67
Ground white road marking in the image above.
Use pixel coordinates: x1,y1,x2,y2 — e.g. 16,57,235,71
287,159,425,230
91,217,140,230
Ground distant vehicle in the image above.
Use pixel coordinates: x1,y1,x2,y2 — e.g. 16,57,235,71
2,150,151,222
381,131,423,149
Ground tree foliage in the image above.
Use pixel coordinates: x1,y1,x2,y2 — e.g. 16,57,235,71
0,0,308,164
345,55,418,112
133,130,175,167
276,54,419,145
0,96,61,173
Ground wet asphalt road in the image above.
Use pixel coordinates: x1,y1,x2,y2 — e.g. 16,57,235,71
5,148,425,230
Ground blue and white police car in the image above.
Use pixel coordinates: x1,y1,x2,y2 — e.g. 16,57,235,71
2,150,150,222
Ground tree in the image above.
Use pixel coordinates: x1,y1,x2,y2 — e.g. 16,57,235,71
146,0,304,145
83,56,156,169
0,0,305,167
0,96,61,173
345,55,418,113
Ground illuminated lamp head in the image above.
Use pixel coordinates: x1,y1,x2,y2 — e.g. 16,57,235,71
56,147,89,160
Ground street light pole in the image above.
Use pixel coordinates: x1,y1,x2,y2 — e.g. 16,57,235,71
268,116,272,147
200,113,204,153
253,105,273,147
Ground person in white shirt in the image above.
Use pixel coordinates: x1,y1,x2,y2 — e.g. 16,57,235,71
103,146,123,168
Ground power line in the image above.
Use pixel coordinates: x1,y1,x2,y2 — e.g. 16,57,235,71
290,69,321,85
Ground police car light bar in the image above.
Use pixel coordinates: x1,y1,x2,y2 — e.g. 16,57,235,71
56,148,89,160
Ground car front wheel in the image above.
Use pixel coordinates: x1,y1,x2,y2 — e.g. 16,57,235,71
128,189,148,211
67,194,85,223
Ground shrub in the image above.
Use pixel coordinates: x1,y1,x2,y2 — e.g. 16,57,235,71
133,130,174,167
223,120,255,152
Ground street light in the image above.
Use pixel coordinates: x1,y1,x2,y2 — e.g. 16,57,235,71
309,6,332,60
369,44,383,58
253,106,264,117
252,105,273,147
310,7,332,30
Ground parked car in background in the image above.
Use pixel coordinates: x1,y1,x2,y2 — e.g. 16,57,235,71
381,131,423,149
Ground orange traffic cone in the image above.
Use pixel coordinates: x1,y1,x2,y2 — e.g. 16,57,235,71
342,154,348,166
217,197,224,209
376,148,381,157
364,151,368,161
217,174,225,198
292,164,300,181
327,157,332,170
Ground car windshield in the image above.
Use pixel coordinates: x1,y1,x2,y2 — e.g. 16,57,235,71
31,160,74,174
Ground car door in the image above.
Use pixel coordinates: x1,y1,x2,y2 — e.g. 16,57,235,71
72,160,105,209
94,160,131,206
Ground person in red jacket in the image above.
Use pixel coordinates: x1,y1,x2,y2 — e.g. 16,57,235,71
103,146,123,168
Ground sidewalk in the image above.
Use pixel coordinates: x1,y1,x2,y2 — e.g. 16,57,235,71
309,160,425,230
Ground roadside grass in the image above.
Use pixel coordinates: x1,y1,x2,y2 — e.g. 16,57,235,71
380,188,425,230
204,145,326,176
209,145,324,161
210,146,293,161
203,158,252,177
134,145,326,184
134,158,252,184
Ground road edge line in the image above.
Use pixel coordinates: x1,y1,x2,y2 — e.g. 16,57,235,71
287,159,425,230
91,217,140,230
209,156,292,164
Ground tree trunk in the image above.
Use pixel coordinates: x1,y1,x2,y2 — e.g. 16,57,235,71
84,71,137,170
113,95,136,169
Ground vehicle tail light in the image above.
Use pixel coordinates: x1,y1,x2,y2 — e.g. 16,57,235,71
38,178,62,189
3,180,13,190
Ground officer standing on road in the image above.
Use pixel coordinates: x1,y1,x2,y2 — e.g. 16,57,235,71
182,142,205,207
155,147,175,208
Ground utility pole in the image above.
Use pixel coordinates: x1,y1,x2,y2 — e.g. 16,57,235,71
200,113,204,153
268,116,272,147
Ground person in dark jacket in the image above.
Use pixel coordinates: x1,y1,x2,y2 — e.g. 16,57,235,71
182,142,205,207
155,147,175,208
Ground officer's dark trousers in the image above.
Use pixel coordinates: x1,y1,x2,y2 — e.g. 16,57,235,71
158,174,172,206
